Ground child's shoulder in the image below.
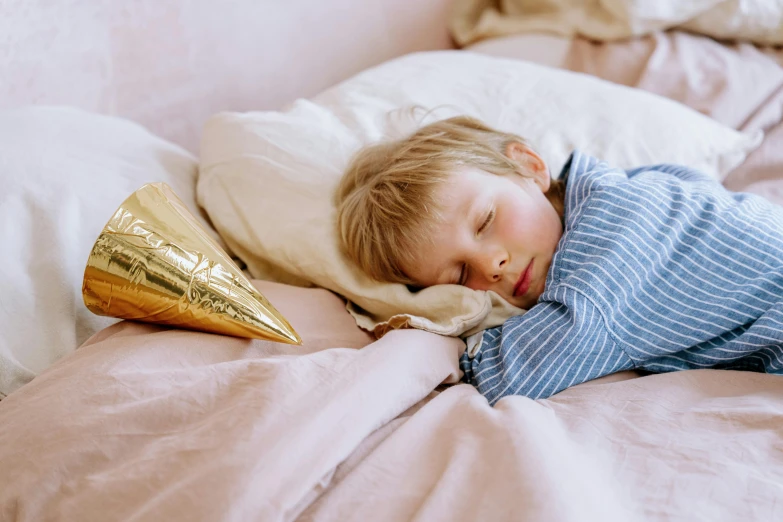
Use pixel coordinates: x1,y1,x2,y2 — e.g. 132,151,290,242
559,150,629,193
561,151,718,188
560,151,725,220
560,150,630,227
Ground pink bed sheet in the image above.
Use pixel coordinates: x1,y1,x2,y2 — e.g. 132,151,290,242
2,293,781,521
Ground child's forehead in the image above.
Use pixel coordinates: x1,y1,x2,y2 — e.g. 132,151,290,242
442,165,485,186
439,166,496,198
432,169,491,220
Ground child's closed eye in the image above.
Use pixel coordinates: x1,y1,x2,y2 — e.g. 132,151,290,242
478,208,495,235
458,264,468,285
456,208,496,285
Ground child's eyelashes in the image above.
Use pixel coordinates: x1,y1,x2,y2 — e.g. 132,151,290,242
478,207,496,235
455,207,496,285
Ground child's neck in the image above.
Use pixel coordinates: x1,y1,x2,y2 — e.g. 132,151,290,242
546,179,566,220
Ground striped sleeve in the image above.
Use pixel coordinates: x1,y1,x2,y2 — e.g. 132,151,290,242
556,152,783,377
461,286,634,405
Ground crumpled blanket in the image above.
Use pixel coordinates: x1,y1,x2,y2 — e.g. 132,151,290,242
451,0,783,46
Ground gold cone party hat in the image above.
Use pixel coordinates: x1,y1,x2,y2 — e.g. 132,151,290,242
82,182,301,345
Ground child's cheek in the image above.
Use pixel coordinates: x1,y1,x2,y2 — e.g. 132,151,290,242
499,205,535,243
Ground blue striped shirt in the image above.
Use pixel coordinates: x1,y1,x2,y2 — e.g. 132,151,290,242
460,150,783,404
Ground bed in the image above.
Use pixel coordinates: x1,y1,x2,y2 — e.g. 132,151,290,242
2,1,783,521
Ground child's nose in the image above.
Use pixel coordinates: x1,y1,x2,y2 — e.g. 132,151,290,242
480,252,507,282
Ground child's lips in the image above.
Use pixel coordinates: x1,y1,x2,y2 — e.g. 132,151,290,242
513,260,534,297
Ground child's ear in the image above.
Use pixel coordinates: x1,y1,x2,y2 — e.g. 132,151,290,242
505,141,550,192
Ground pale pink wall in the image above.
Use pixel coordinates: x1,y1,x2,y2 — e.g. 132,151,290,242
1,0,454,152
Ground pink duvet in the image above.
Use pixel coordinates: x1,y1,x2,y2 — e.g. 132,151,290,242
2,282,783,521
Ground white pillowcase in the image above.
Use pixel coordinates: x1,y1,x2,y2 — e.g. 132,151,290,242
0,106,218,398
198,50,761,340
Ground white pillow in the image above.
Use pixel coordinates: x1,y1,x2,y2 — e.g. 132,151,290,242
198,50,761,340
0,106,219,398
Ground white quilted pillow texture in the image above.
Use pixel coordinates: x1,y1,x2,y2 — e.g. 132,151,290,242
0,106,216,398
198,51,761,339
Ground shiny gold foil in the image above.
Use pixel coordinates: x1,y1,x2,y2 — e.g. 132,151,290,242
82,183,302,345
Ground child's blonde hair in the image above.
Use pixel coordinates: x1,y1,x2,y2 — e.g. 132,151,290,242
335,115,563,286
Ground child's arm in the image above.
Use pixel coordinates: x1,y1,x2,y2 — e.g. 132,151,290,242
461,293,634,405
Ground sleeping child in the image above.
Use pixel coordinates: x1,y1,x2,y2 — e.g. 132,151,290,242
335,115,783,405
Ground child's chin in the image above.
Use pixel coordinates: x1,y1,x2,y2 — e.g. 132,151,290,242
507,294,529,309
516,291,542,310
